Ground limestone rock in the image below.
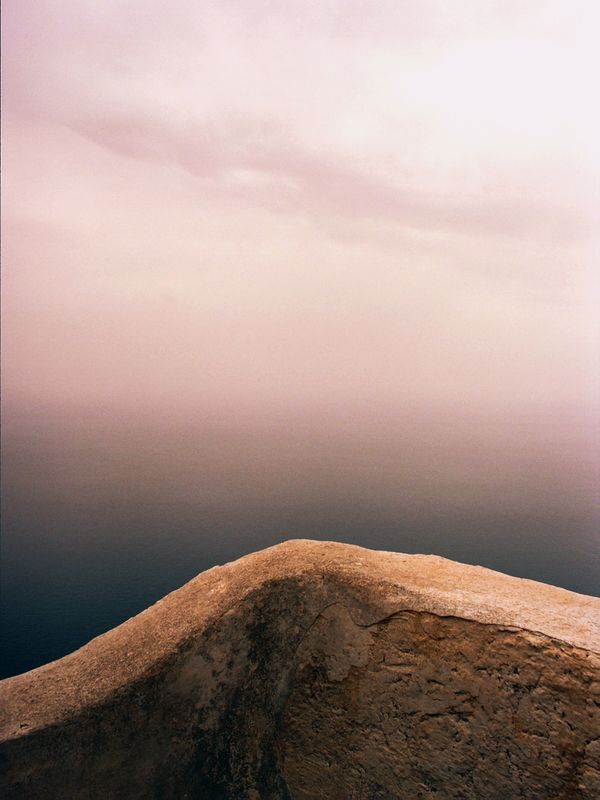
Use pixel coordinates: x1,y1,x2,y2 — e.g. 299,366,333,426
0,540,598,798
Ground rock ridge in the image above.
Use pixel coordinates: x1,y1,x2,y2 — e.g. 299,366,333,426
1,539,598,798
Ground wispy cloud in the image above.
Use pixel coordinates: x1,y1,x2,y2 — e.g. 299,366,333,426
2,0,599,420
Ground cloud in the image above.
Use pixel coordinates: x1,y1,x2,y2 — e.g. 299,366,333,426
4,1,598,247
62,107,594,246
2,0,598,420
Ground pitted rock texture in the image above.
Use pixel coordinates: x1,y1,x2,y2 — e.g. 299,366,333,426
0,540,598,799
282,607,599,798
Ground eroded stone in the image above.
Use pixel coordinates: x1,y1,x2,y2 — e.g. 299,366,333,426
0,540,598,799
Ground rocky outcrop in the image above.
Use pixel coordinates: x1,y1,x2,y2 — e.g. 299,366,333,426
0,539,598,799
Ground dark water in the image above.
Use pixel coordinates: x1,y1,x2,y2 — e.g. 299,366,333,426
2,400,598,679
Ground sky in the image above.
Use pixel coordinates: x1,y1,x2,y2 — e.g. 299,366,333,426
1,0,599,600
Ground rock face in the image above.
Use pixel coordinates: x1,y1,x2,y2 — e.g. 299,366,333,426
0,540,598,799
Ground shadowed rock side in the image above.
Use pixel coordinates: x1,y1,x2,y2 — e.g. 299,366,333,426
0,540,598,799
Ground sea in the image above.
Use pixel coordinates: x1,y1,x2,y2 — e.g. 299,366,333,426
2,399,598,679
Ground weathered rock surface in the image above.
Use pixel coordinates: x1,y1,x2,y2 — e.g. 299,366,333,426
0,539,598,799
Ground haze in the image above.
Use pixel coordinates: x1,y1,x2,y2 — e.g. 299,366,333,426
1,1,599,676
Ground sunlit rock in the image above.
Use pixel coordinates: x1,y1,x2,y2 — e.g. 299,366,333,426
1,540,598,798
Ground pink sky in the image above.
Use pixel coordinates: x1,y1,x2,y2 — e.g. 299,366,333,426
2,1,599,439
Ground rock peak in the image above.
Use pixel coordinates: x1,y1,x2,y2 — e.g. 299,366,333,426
1,540,599,798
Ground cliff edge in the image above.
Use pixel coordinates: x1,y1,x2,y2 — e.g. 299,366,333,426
1,539,599,798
